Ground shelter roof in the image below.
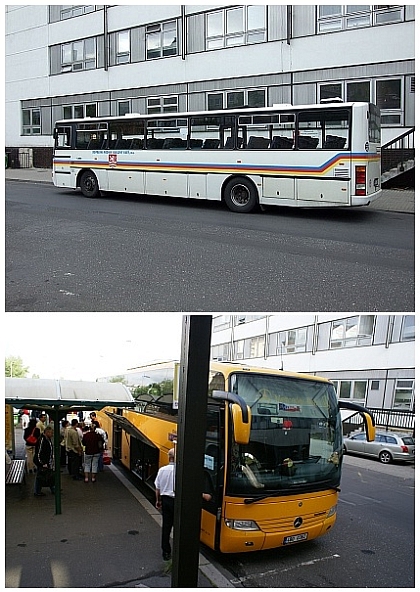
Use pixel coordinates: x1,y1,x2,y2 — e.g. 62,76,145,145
5,378,135,412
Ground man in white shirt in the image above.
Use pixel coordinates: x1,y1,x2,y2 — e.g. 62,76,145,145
155,448,175,561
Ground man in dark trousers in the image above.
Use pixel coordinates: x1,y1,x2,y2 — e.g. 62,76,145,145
155,448,176,561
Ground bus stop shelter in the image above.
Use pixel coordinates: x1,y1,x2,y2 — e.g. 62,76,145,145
5,377,135,514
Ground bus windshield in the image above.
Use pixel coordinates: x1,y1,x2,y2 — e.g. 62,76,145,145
227,373,342,497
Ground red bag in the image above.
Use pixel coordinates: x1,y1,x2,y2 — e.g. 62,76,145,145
102,449,111,465
26,429,38,445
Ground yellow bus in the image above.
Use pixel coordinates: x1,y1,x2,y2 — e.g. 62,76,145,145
98,361,374,553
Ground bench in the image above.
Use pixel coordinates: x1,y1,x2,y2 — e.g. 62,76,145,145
6,459,26,486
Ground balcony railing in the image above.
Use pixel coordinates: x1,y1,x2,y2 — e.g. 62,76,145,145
381,127,415,183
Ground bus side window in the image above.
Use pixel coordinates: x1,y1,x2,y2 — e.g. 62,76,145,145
55,126,72,149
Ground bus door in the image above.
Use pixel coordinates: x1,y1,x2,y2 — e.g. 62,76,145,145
296,108,351,204
201,408,224,550
105,411,160,491
366,104,381,196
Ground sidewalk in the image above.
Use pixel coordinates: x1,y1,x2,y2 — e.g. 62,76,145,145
6,427,236,589
5,167,414,213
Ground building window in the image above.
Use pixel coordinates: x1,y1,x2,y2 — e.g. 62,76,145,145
317,6,402,33
206,5,266,50
234,340,245,360
63,103,96,119
117,31,130,64
330,315,375,348
61,38,96,72
213,315,231,332
22,108,41,135
393,379,414,410
207,88,266,111
250,335,265,358
320,81,371,103
60,5,95,20
376,78,402,125
373,5,404,25
234,315,265,325
147,96,178,114
118,101,130,116
146,21,177,60
347,80,371,102
211,342,231,361
336,380,367,402
401,315,415,341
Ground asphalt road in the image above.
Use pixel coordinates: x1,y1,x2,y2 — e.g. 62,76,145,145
204,455,415,588
5,182,415,312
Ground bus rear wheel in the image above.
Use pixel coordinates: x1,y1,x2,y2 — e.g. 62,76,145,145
223,177,258,213
80,170,100,198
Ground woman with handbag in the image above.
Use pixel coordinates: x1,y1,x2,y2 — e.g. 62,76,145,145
33,426,55,496
23,418,41,473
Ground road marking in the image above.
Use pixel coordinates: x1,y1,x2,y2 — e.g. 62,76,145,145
231,554,340,584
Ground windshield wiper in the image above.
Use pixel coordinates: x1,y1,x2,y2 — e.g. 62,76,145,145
244,490,283,504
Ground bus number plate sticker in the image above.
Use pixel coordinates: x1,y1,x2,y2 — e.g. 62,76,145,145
283,533,308,544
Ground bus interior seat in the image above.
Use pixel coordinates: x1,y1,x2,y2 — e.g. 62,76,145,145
270,136,294,149
130,138,144,149
190,139,203,149
147,138,165,149
115,139,131,149
224,136,243,149
323,135,347,149
86,139,104,150
297,136,319,149
247,136,270,149
162,138,187,149
202,138,220,149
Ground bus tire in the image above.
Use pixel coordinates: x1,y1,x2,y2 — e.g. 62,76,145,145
223,177,258,213
80,170,100,198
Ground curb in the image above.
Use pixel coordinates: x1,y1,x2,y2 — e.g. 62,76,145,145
109,463,237,588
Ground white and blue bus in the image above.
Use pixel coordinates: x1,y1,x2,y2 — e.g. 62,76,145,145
53,101,381,213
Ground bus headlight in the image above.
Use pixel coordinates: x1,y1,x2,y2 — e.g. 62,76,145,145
326,505,337,518
224,519,260,531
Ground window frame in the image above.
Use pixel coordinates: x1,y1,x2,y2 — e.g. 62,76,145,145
330,315,375,349
22,108,41,136
146,20,178,60
205,5,267,50
61,37,96,72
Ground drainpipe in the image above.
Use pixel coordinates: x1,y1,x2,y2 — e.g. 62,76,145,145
104,5,109,71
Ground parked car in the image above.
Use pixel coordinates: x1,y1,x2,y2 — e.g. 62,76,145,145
343,431,415,464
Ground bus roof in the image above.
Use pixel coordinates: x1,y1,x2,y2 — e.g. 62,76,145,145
119,360,331,385
54,102,371,126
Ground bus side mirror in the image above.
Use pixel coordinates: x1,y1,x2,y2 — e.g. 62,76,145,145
231,403,251,445
212,390,251,445
339,401,376,442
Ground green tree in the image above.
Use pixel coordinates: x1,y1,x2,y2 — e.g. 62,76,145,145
5,356,29,378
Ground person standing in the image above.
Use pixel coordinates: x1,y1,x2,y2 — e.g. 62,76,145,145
21,409,30,430
82,423,104,483
92,420,108,471
66,419,83,480
23,419,41,473
36,414,48,434
155,448,176,561
33,426,55,496
59,420,70,467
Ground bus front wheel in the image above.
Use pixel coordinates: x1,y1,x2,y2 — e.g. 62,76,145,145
223,177,258,213
80,170,100,198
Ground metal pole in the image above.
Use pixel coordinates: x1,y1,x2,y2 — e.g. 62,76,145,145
53,408,62,515
171,315,212,588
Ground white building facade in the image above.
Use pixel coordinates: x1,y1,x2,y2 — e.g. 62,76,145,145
5,5,415,154
211,314,415,427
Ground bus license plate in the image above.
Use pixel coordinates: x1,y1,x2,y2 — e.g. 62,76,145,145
283,533,308,544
